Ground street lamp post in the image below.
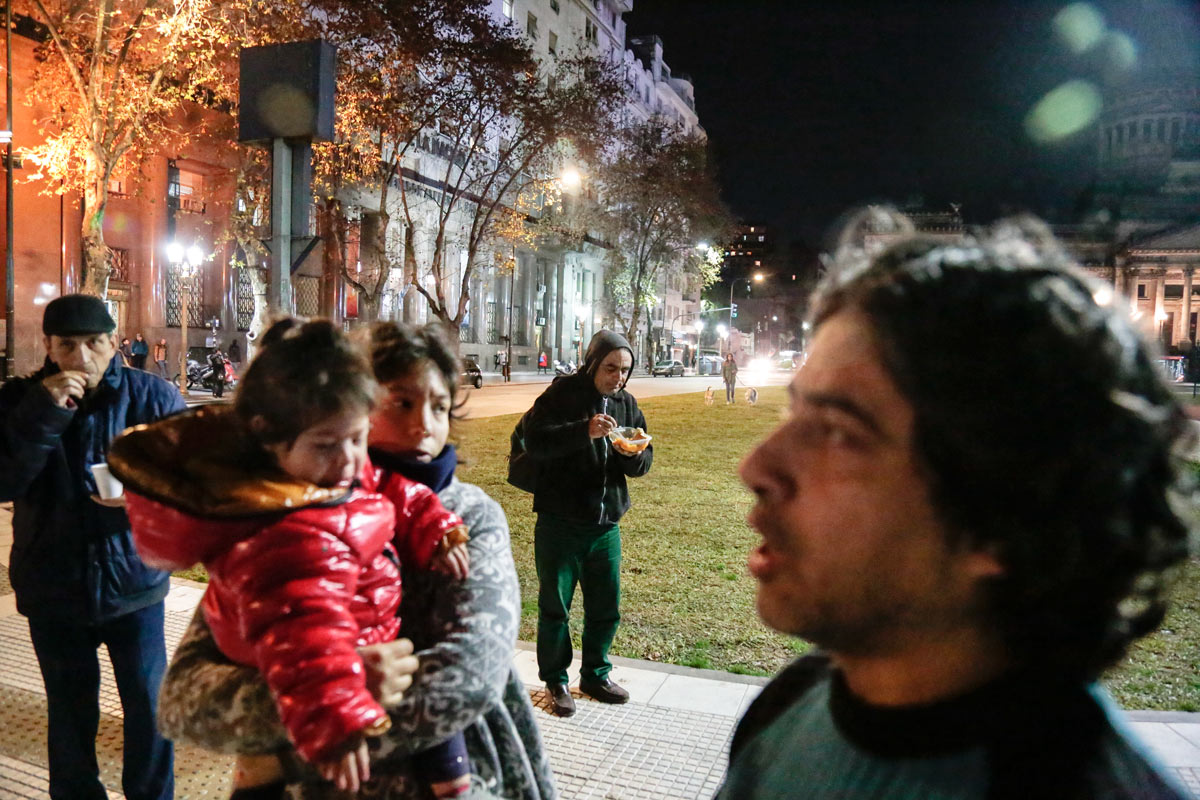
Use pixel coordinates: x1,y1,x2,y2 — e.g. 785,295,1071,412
728,273,764,332
168,242,204,396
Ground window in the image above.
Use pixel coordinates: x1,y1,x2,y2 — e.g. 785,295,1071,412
550,0,559,12
585,18,597,44
527,11,538,39
1172,119,1181,142
502,0,512,19
1137,284,1146,299
168,167,205,214
548,31,557,56
1158,118,1166,142
1143,120,1151,139
757,235,765,242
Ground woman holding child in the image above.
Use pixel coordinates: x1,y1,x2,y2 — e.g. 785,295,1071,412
122,321,552,799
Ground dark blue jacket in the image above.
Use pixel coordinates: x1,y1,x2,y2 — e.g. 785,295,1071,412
0,354,186,623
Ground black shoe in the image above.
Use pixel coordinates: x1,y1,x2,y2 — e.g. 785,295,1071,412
579,678,630,704
546,683,576,717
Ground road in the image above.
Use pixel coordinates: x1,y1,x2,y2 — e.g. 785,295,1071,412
183,370,796,418
456,371,794,419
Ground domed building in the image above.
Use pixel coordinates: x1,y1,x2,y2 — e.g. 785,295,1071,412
1080,71,1200,353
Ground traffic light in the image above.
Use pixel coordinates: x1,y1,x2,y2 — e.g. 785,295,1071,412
731,303,738,319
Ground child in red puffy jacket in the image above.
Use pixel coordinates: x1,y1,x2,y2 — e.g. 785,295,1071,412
110,319,470,799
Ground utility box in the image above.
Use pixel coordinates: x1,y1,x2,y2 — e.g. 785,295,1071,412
239,40,336,142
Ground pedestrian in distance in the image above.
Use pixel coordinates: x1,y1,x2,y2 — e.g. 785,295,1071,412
227,338,242,367
721,352,738,403
718,213,1196,799
153,338,169,380
0,294,185,800
520,329,653,717
153,320,556,799
110,319,472,799
119,336,133,366
131,333,149,369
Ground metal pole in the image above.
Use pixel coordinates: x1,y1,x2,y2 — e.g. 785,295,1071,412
269,138,293,314
178,280,188,396
506,250,514,382
4,0,15,380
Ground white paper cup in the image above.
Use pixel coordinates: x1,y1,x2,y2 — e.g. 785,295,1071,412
91,463,124,500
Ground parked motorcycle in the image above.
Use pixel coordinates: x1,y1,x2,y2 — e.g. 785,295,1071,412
178,353,236,397
553,359,576,376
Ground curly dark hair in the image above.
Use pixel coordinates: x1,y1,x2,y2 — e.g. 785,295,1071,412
811,212,1196,680
367,321,465,419
234,318,378,445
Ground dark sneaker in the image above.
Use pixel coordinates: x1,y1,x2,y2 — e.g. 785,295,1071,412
546,683,576,717
579,678,630,704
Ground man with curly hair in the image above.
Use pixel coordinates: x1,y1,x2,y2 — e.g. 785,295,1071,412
719,216,1195,798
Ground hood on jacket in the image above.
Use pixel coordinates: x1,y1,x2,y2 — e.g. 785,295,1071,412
580,329,634,391
109,406,352,517
108,406,355,567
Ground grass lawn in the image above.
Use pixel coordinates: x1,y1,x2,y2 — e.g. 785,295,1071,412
455,384,1200,710
173,384,1200,709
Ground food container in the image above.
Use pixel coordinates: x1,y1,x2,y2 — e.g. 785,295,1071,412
607,426,652,454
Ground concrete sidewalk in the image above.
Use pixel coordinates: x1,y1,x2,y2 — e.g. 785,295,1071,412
0,504,1198,798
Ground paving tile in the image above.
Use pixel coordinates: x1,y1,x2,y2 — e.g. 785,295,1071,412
513,650,540,686
1172,723,1200,750
650,673,748,716
1129,722,1200,767
737,684,762,719
606,664,667,704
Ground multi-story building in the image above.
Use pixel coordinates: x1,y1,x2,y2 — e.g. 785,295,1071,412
0,3,704,377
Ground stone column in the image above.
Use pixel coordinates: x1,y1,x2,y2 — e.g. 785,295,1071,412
1183,266,1195,344
1152,271,1161,343
554,259,566,361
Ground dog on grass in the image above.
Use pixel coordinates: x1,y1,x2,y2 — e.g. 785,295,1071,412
746,386,758,406
704,386,714,406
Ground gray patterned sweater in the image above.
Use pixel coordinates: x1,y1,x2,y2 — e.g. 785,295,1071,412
157,478,556,800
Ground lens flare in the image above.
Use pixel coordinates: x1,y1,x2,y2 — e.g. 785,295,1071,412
1053,3,1106,55
1025,80,1103,143
1101,30,1138,72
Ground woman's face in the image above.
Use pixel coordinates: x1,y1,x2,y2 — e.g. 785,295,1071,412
370,361,452,462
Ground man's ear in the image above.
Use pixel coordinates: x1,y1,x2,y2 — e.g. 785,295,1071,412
43,335,53,355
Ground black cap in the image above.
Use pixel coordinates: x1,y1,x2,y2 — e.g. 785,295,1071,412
42,294,116,336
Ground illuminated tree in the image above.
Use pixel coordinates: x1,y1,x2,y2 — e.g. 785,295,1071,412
598,118,733,360
20,0,241,297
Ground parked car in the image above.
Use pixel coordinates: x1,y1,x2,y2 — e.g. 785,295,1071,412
697,355,721,376
462,357,483,389
652,359,685,377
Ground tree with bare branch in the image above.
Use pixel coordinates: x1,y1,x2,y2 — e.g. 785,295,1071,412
597,118,733,361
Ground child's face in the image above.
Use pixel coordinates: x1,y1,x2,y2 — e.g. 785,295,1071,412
369,362,452,462
267,409,370,488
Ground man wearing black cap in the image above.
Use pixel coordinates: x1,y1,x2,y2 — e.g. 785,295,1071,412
521,330,653,716
0,294,185,799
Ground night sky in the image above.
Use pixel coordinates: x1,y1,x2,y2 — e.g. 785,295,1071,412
626,0,1200,247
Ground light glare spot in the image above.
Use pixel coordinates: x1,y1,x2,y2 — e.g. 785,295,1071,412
1102,30,1138,72
258,84,314,139
1024,80,1103,143
1053,3,1106,55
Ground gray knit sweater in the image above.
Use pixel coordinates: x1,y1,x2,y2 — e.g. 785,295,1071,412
157,478,556,800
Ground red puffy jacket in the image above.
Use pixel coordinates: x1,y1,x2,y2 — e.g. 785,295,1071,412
108,408,466,763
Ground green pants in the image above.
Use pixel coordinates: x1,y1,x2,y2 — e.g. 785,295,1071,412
534,513,621,685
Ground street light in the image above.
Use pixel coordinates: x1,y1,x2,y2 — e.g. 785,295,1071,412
560,166,582,194
168,241,205,396
729,273,764,332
